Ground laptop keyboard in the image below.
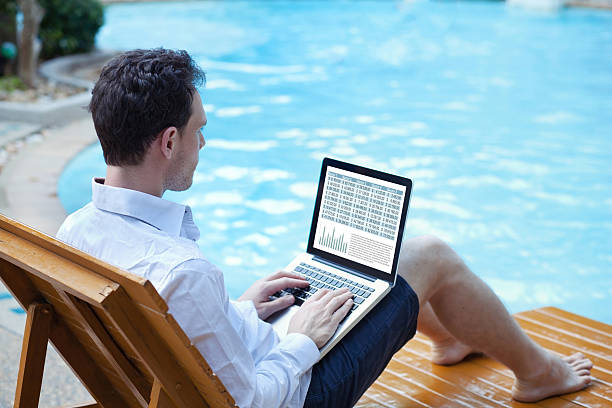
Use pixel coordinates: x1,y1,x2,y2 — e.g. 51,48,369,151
271,262,374,315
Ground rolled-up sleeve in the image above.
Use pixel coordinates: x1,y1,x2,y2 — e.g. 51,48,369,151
155,258,319,408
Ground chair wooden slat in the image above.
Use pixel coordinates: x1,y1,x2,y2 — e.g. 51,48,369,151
135,299,235,402
0,213,235,407
59,291,151,405
0,259,44,308
101,286,212,408
149,379,177,408
0,228,117,306
0,257,133,406
2,213,608,408
91,305,155,383
49,318,133,406
14,303,53,408
0,215,166,312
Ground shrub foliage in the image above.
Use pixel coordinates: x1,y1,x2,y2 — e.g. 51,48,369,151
38,0,104,59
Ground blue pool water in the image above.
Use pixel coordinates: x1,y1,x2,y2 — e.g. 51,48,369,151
58,1,612,324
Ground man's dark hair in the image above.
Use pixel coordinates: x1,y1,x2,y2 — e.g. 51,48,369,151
89,48,205,166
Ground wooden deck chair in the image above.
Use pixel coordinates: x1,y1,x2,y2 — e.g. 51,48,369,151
3,211,611,407
0,213,235,408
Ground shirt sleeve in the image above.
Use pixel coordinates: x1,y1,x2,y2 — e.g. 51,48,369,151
154,258,320,408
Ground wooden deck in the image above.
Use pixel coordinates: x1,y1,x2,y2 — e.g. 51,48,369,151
357,307,612,407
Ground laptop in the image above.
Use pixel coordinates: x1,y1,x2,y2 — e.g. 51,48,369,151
268,157,412,359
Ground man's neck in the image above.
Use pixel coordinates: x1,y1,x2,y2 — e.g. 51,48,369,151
105,165,165,197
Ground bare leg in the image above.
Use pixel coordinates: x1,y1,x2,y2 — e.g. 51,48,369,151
417,302,478,365
400,235,593,402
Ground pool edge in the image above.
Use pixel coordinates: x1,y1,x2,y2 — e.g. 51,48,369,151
0,118,98,236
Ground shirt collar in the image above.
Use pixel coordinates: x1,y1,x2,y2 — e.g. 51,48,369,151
91,178,199,240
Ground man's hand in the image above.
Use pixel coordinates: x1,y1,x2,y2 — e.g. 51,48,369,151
238,270,309,320
287,288,353,349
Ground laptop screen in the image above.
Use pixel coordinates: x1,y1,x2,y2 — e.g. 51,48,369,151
307,158,412,283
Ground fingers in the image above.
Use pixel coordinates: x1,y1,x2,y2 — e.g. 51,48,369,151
266,277,310,295
264,294,295,317
324,290,353,314
304,287,329,303
331,297,353,324
265,270,307,282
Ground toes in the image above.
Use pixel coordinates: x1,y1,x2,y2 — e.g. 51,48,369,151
571,359,593,371
563,352,585,364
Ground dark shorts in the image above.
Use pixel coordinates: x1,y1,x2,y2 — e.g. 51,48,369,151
304,276,420,408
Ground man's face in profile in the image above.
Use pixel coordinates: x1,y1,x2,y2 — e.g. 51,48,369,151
165,91,207,192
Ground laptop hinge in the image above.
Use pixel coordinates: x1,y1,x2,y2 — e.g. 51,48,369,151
313,256,375,282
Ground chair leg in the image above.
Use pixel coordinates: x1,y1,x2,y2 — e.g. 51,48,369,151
14,302,53,408
149,379,176,408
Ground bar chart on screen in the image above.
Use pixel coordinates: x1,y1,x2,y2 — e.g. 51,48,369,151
318,225,348,253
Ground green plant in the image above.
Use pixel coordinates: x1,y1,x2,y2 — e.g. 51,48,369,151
0,1,18,45
38,0,104,59
0,75,26,92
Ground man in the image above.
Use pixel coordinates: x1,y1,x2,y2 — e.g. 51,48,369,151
57,48,592,408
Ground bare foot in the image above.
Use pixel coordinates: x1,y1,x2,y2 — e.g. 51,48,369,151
431,338,479,365
512,352,593,402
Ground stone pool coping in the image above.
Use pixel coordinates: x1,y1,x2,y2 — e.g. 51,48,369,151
0,50,116,126
0,51,114,235
0,118,97,236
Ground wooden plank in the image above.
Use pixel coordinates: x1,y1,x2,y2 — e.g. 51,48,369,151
11,273,151,407
14,303,52,408
405,320,609,408
0,214,167,312
392,347,541,408
536,307,612,334
137,304,235,406
385,358,508,407
2,260,130,407
50,318,131,407
58,290,151,407
517,327,612,381
400,340,594,408
526,309,612,345
149,379,177,408
0,259,43,309
357,389,424,408
0,228,118,306
515,316,612,360
92,304,155,384
363,373,435,407
102,287,212,408
401,334,584,408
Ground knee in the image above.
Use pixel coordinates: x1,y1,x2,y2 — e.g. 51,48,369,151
402,235,464,277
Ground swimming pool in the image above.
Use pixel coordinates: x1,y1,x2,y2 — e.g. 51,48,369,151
58,1,612,324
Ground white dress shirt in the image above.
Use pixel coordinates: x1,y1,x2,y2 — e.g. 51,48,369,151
57,178,320,408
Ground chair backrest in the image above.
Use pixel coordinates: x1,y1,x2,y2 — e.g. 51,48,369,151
0,213,235,408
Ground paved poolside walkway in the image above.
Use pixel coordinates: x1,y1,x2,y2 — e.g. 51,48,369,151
0,117,97,407
0,118,97,236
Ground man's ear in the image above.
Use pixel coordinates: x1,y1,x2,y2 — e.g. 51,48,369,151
159,126,178,159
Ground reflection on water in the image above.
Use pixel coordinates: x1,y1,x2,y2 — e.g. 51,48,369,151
59,1,612,323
